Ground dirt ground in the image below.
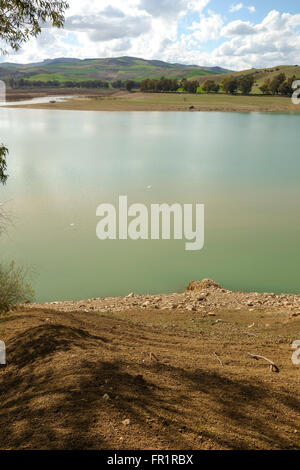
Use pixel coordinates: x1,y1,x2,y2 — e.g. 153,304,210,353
5,89,300,113
0,287,299,450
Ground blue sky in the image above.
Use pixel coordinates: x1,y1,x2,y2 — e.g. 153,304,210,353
1,0,300,70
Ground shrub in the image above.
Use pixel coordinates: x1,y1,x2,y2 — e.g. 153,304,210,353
260,78,271,95
202,80,220,93
238,74,254,95
0,261,34,313
270,73,286,95
222,76,238,94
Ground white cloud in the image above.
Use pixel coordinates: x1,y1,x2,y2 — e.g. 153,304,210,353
138,0,210,18
65,14,151,41
100,6,126,18
230,3,255,14
1,2,300,72
216,10,300,69
229,3,243,13
222,20,257,37
139,0,188,18
189,13,223,42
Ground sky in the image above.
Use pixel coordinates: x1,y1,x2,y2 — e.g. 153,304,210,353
1,0,300,70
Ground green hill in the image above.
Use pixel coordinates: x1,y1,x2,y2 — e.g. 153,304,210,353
0,56,230,84
196,65,300,93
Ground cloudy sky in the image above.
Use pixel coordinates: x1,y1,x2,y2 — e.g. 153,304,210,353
1,0,300,70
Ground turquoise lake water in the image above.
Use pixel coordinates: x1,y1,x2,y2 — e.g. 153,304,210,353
0,108,300,302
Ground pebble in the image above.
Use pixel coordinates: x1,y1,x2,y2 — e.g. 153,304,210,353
26,279,300,317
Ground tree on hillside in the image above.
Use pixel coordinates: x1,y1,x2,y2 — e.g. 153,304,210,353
202,80,220,93
269,73,286,95
141,77,178,93
260,78,271,95
0,0,69,182
222,76,238,94
278,80,291,96
125,80,134,92
179,78,187,89
183,80,199,94
238,75,254,95
278,75,298,96
112,80,123,89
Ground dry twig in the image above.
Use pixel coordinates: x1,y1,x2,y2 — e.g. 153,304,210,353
213,352,224,368
150,352,159,362
248,353,279,373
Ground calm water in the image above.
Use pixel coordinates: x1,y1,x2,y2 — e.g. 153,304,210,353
0,96,73,107
0,108,300,302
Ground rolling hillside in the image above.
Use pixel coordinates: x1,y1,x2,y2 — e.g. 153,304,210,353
0,56,230,84
195,65,300,93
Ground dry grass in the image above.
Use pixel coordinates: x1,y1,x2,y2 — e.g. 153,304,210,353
0,262,34,314
8,91,300,113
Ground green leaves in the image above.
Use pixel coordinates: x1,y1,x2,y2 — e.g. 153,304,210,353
222,76,238,95
202,80,220,94
0,0,69,53
0,1,68,184
238,75,254,95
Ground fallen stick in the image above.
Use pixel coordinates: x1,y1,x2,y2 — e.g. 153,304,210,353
150,352,159,362
248,353,279,373
245,331,258,337
213,352,224,368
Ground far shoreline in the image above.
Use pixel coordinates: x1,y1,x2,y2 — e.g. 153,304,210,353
4,88,300,113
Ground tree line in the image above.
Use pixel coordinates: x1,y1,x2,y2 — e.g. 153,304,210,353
259,73,298,96
6,77,141,90
140,72,299,96
140,77,199,93
5,72,299,96
140,75,255,94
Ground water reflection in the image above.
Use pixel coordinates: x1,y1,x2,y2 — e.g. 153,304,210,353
0,109,300,301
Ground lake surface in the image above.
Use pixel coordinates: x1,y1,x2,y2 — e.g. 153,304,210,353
0,108,300,302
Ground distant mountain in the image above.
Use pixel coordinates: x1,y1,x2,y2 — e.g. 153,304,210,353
0,56,232,84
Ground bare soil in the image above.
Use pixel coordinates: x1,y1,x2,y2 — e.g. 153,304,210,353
0,281,299,450
5,89,300,112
